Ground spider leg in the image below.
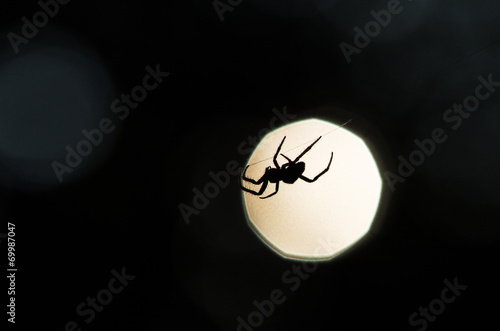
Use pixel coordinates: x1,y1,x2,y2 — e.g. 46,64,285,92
280,154,292,163
294,136,322,162
299,151,333,183
260,182,279,199
241,178,269,196
273,136,286,168
241,166,265,185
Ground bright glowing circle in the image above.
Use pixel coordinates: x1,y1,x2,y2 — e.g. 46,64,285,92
241,118,382,261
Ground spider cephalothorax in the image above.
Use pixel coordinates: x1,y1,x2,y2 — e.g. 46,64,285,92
240,136,333,199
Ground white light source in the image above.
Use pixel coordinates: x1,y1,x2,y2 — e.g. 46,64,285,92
241,118,382,261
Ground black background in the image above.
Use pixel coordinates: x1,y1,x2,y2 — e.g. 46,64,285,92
1,0,499,330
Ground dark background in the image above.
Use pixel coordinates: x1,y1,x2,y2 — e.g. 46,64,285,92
1,0,499,330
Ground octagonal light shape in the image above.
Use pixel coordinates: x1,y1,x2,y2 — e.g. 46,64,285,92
241,118,382,261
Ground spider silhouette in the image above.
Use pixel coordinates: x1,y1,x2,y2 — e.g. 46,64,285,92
240,135,333,199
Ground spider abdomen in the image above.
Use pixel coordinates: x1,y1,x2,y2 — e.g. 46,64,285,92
281,162,305,184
